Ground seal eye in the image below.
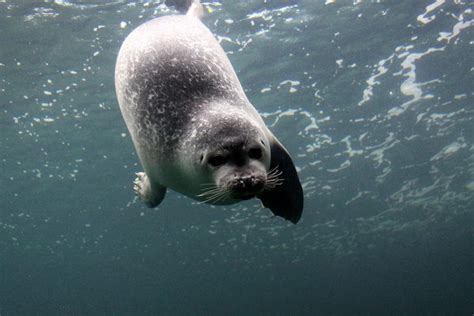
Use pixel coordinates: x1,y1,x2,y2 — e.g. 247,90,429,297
248,147,262,160
208,155,227,167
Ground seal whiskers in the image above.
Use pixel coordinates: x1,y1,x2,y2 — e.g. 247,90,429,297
198,185,230,204
264,166,284,190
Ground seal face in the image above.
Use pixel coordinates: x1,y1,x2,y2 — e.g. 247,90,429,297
190,113,271,204
115,2,304,223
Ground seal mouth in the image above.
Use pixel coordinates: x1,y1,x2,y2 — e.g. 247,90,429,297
229,179,264,200
233,192,257,200
224,172,266,200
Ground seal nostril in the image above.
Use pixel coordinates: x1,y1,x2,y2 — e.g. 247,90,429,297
234,178,245,189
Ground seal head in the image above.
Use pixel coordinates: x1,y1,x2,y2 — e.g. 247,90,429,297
183,110,272,204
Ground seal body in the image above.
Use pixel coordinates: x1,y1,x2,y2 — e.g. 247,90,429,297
115,7,303,223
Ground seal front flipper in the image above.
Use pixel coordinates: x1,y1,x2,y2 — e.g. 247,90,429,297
134,172,167,208
258,137,304,224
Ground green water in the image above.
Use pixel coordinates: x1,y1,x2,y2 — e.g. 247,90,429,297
1,1,473,315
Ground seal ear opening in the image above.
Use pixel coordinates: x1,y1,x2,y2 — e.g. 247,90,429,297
258,136,304,224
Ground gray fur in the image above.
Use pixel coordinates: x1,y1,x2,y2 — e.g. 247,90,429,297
115,6,303,223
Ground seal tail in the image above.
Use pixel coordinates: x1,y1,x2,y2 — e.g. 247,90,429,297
165,0,203,19
186,0,204,19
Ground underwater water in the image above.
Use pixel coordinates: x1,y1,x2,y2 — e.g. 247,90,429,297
1,0,473,314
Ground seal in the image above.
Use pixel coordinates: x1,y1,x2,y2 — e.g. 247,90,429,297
115,0,303,223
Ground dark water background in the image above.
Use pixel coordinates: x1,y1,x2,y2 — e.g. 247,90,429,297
1,0,473,315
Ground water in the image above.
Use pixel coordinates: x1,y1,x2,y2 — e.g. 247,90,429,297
1,1,473,315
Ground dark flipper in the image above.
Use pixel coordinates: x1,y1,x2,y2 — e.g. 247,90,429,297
165,0,203,18
165,0,195,13
258,136,304,224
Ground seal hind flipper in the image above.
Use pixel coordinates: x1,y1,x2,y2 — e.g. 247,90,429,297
258,137,304,224
186,0,204,19
165,0,203,19
164,0,192,13
134,172,167,208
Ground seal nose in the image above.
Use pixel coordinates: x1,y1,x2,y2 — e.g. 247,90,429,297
235,175,252,188
232,174,264,195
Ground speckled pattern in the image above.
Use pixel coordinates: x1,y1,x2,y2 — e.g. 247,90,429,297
115,16,260,156
115,14,268,193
